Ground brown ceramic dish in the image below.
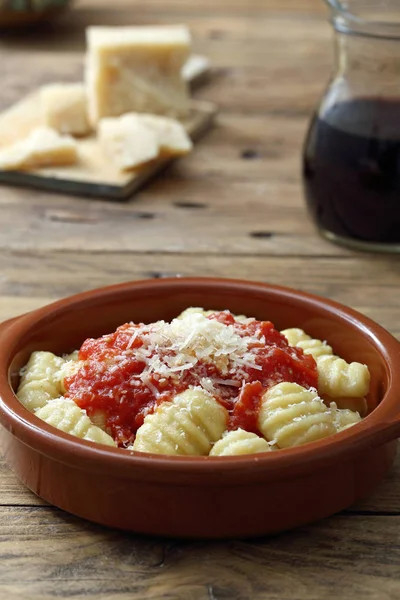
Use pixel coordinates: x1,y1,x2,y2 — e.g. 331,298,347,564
0,278,400,539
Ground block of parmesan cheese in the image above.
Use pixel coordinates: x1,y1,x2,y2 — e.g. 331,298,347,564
98,114,159,171
86,25,191,125
41,83,91,137
138,114,193,156
0,127,78,171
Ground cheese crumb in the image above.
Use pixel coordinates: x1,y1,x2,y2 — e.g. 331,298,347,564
125,312,262,394
98,114,159,171
0,127,78,171
98,112,192,171
137,113,192,156
41,83,91,137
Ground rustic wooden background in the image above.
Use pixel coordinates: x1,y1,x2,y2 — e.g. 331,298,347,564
1,0,399,598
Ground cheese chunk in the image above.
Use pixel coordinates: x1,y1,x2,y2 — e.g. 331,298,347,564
41,83,91,136
98,112,192,171
86,25,191,124
98,114,159,171
0,127,78,171
138,114,193,156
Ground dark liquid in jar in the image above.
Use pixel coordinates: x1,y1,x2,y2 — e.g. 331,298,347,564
303,98,400,244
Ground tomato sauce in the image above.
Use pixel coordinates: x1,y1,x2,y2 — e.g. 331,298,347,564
64,312,318,447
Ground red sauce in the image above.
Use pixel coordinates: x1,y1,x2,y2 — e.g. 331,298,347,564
229,381,264,434
64,312,318,447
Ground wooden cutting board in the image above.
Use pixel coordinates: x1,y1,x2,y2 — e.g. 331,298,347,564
0,56,216,200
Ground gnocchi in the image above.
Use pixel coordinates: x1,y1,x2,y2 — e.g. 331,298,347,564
16,308,369,455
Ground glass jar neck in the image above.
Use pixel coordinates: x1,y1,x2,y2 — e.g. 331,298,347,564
334,32,400,97
327,1,400,39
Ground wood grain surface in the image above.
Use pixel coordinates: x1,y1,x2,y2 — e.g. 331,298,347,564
1,1,400,599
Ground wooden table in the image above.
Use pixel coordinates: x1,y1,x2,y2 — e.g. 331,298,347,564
1,1,400,598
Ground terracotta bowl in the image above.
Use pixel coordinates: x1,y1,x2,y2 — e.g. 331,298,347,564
0,278,400,539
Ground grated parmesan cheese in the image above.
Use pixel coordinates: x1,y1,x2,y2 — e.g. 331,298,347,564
149,314,256,371
118,312,265,396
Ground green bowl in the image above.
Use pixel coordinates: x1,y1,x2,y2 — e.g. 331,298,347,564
0,0,71,27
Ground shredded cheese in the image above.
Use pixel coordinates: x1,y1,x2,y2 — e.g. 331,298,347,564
120,312,265,395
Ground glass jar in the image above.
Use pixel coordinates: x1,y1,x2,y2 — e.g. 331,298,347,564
303,1,400,252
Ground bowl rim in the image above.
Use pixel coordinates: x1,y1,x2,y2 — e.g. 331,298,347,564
1,276,400,484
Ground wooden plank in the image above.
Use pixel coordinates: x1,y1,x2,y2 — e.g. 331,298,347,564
0,506,399,599
1,252,399,307
0,188,342,256
0,6,329,52
0,0,328,54
78,0,327,13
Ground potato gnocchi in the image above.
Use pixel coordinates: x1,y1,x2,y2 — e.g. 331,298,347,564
16,309,370,456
